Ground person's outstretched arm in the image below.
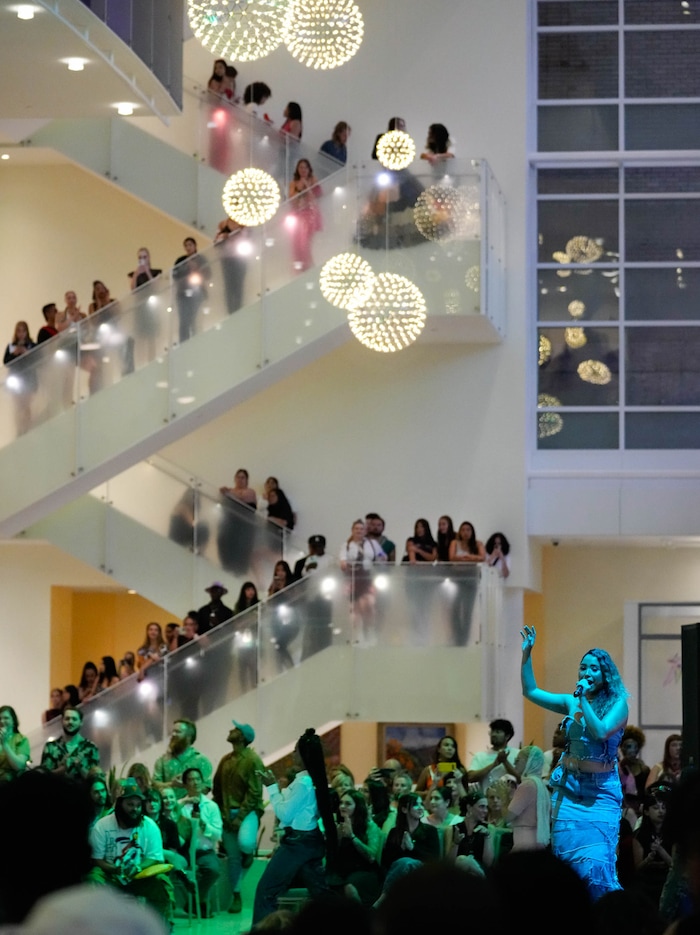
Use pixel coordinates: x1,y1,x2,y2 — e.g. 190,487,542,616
520,625,570,716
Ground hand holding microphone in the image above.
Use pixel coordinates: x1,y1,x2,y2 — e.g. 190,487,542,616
573,680,588,698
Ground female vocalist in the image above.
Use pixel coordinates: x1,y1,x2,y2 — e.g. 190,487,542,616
520,625,628,899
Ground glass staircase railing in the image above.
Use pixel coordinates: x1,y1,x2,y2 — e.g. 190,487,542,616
24,455,307,617
23,99,346,234
23,563,504,772
1,159,505,538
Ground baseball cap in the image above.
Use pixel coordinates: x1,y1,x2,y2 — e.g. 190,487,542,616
232,720,255,744
117,778,145,800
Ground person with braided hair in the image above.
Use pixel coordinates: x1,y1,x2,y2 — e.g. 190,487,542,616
252,728,335,925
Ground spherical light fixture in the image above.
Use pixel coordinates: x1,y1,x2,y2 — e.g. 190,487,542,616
538,411,563,439
565,326,587,349
538,394,562,408
568,299,585,318
319,253,376,310
538,334,552,367
348,273,426,353
284,0,364,69
566,235,603,263
577,359,612,385
187,0,289,62
414,185,472,242
222,167,280,226
375,131,415,171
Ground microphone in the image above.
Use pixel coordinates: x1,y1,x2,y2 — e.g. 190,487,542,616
573,684,584,698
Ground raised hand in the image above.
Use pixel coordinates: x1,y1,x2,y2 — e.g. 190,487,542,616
520,625,536,655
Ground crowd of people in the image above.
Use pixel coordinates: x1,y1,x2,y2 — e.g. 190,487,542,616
0,697,698,934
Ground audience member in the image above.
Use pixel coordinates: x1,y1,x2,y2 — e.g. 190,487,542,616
328,788,383,906
467,718,519,791
128,247,162,366
88,279,114,316
415,734,467,801
127,761,153,796
144,786,187,869
36,303,59,343
136,622,168,678
179,766,223,917
659,766,700,931
129,246,162,293
484,531,511,579
266,486,295,530
168,487,210,551
542,723,567,781
62,683,80,708
422,786,462,856
451,789,491,873
207,57,228,96
403,518,437,563
39,705,100,780
289,158,322,271
320,121,350,164
294,535,334,661
97,656,120,691
153,718,213,796
267,560,299,671
448,520,486,645
56,289,86,330
485,778,514,864
165,622,180,652
630,784,673,911
419,122,455,165
88,777,174,926
4,320,36,364
436,515,456,561
220,467,258,507
178,611,201,646
172,236,210,343
340,518,384,644
379,792,440,900
281,101,303,139
646,733,683,789
619,724,651,799
213,216,248,314
4,320,37,435
213,720,265,914
224,64,238,101
197,581,234,634
244,81,272,120
365,512,395,563
41,687,64,725
78,660,100,701
505,745,550,851
86,771,112,826
0,770,94,924
0,705,30,784
119,656,136,679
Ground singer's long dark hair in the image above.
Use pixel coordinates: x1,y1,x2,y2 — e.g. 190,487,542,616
297,728,338,869
579,648,629,717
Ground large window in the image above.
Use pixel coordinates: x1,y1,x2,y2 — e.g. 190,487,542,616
534,1,700,450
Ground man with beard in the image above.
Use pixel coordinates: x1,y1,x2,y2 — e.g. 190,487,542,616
153,719,213,797
213,720,264,914
179,767,223,918
89,777,174,925
39,705,100,780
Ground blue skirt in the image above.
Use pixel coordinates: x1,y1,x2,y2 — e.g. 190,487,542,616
549,764,622,900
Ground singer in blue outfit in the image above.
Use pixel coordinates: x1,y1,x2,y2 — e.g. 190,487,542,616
520,625,629,899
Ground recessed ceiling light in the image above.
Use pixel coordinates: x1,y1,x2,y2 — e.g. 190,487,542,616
1,154,9,161
65,58,86,71
115,102,135,116
16,5,35,19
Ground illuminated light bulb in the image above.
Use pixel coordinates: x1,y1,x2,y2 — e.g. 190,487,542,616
565,326,587,349
568,299,585,319
16,5,34,19
375,130,416,170
577,359,612,385
187,0,289,62
115,102,135,116
222,167,280,226
283,0,364,69
347,272,426,353
66,58,86,71
413,185,473,242
319,252,376,310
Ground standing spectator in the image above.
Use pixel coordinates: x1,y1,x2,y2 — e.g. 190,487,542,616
618,725,650,800
207,57,228,96
485,531,511,579
4,320,37,436
178,611,200,647
179,767,223,917
42,687,64,725
243,81,272,120
62,684,80,708
233,583,259,691
646,733,683,790
267,560,300,671
88,280,115,316
467,719,520,792
56,290,86,330
36,303,59,343
320,121,351,164
403,519,438,563
129,246,162,293
218,468,258,573
128,247,162,366
165,622,181,652
419,123,455,166
88,778,174,926
213,720,265,914
220,467,258,507
288,158,322,272
281,101,303,139
40,705,100,780
153,718,213,796
436,515,456,562
415,735,467,801
0,705,30,784
197,582,234,634
294,535,334,662
78,661,100,701
505,745,551,851
223,64,238,101
340,519,385,645
631,785,673,911
448,521,486,646
136,623,168,678
172,236,209,343
213,217,248,313
365,512,396,564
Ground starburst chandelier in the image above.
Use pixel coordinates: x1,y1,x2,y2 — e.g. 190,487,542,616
577,359,612,385
222,168,280,226
319,253,376,309
284,0,364,69
414,185,473,242
375,131,415,171
187,0,289,62
348,272,426,353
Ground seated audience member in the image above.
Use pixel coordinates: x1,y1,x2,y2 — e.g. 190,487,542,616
379,792,440,901
40,705,100,781
0,705,30,784
320,121,351,164
88,777,174,926
136,622,168,677
442,771,468,817
144,786,188,870
380,770,414,836
542,724,567,781
365,512,395,563
97,656,120,691
78,661,100,701
86,771,113,826
618,724,651,800
485,779,514,865
42,687,64,725
485,531,511,579
16,883,168,935
161,785,193,858
37,302,59,343
422,786,463,856
127,762,153,796
243,81,272,120
179,767,223,917
0,770,94,924
450,789,492,874
403,518,438,563
328,789,384,907
419,123,455,165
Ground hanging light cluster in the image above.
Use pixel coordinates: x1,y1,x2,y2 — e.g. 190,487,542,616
284,0,364,69
222,167,281,226
413,185,474,243
319,254,426,353
375,131,416,171
187,0,289,62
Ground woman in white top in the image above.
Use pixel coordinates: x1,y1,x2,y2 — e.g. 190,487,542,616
340,519,386,645
448,521,485,646
485,531,511,580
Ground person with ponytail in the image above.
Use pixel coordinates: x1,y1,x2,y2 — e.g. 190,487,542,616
252,728,334,925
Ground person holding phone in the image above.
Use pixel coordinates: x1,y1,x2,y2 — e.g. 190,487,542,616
415,735,467,802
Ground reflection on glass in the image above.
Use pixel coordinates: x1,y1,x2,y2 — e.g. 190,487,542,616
538,326,619,405
538,105,618,151
538,33,618,99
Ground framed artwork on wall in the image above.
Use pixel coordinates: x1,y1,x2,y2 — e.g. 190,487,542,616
378,722,454,781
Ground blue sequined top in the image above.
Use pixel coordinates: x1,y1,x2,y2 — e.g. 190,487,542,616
562,715,623,767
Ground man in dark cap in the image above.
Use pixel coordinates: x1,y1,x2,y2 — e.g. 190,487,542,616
197,582,234,634
293,535,334,661
213,719,265,914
